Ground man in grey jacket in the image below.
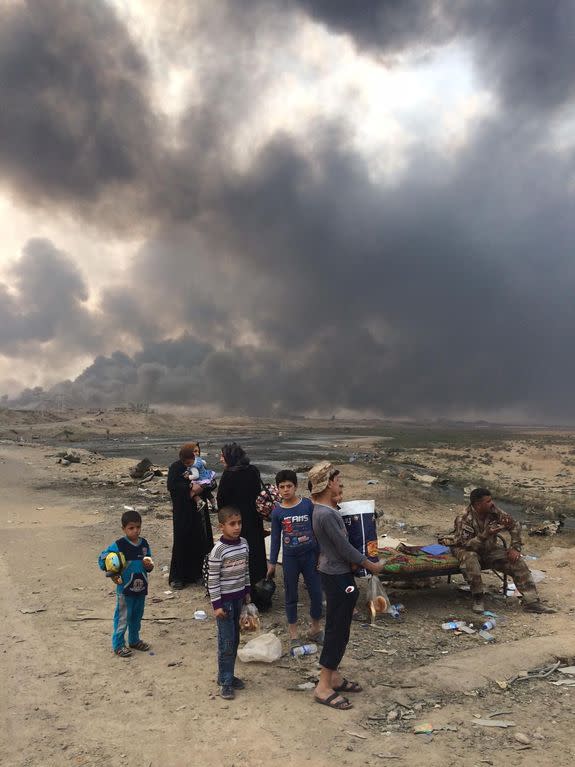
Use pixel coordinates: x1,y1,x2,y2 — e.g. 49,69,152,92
309,461,384,711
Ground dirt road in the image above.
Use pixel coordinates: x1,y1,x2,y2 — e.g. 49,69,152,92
1,443,574,767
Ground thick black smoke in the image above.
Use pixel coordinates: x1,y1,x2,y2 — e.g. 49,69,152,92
2,0,575,420
0,0,160,227
0,238,101,355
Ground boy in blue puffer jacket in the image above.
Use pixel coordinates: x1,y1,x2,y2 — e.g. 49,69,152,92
98,509,154,657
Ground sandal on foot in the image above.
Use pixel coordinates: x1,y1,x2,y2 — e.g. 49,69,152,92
290,638,302,649
114,646,132,658
307,630,325,645
333,677,363,693
129,640,151,651
314,692,353,710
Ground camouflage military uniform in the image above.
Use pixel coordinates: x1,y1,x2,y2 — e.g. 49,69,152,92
452,504,538,604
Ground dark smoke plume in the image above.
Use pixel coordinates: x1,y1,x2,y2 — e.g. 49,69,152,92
2,0,575,421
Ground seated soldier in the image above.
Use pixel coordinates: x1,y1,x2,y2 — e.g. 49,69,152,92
452,487,555,614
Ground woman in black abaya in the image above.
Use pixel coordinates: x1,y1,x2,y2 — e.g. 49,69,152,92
167,443,214,589
217,442,267,592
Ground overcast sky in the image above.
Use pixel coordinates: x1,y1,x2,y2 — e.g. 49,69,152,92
1,0,574,422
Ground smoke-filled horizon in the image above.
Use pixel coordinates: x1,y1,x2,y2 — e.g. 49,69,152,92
1,0,574,422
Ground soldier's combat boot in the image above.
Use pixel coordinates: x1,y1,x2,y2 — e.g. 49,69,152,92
472,596,485,613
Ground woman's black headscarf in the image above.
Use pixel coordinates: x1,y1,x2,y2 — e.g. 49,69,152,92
221,442,250,469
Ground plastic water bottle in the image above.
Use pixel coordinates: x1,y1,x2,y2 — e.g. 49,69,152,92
291,643,318,657
481,618,496,630
441,621,463,631
481,619,496,631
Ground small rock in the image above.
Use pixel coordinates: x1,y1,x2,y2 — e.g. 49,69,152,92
514,733,531,745
387,710,398,722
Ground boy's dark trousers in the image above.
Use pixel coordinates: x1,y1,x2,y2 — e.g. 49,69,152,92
217,599,241,686
319,572,358,670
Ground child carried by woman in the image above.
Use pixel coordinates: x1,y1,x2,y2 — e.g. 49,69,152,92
185,442,217,511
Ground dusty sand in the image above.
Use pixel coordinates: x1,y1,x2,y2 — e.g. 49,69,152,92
1,428,575,767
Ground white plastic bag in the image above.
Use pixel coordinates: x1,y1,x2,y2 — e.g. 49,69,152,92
366,575,392,623
237,632,282,663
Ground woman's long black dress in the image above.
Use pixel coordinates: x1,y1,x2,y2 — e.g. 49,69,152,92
167,459,214,585
216,463,267,588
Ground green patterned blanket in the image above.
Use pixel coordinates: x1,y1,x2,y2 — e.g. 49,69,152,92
378,544,459,574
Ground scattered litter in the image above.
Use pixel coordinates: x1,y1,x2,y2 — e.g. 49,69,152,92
472,719,516,728
514,733,531,745
345,731,368,740
163,590,173,595
20,607,47,614
123,505,135,511
167,661,182,667
488,710,513,718
35,506,45,510
481,619,498,631
442,621,464,631
291,643,317,657
373,754,401,760
366,479,379,485
288,681,315,691
413,723,433,734
496,680,508,690
478,630,495,642
458,584,471,592
441,620,476,634
193,610,207,621
161,565,169,572
175,705,187,711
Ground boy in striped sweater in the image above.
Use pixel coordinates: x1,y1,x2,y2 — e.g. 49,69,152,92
208,506,251,700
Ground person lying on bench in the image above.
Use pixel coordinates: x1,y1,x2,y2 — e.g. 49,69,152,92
452,487,555,614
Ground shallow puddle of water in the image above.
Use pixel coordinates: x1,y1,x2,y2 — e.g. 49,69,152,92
72,430,540,520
